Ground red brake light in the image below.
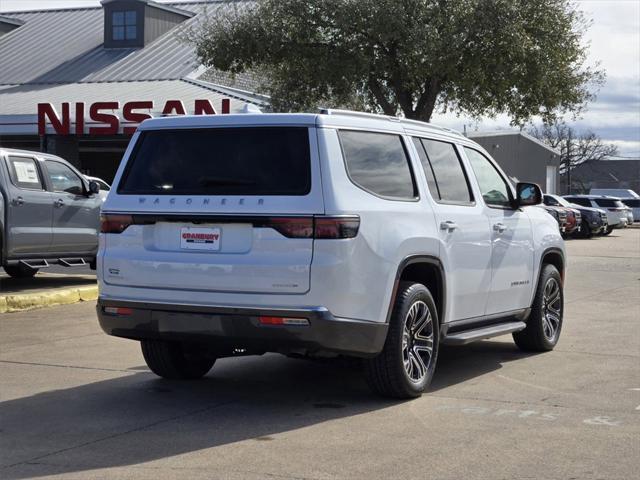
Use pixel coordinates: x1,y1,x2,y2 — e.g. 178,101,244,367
100,214,133,234
259,316,309,326
103,306,133,316
263,217,314,238
314,216,360,239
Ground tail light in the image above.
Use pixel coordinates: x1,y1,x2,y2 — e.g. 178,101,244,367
260,216,360,239
314,216,360,239
100,214,133,234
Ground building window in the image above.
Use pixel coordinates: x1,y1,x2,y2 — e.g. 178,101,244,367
113,11,136,41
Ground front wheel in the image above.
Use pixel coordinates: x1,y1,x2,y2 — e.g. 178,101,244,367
141,340,216,379
3,265,39,278
364,282,439,399
603,226,613,235
513,264,563,351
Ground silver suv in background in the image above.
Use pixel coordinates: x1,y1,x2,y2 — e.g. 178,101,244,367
0,148,102,278
564,195,628,234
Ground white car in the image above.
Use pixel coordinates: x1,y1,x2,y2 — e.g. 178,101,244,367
97,110,565,398
564,195,629,233
620,198,639,223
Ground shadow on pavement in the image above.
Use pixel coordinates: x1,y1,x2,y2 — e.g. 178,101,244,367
0,274,95,295
0,341,533,478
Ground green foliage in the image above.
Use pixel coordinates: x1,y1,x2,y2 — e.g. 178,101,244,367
189,0,603,123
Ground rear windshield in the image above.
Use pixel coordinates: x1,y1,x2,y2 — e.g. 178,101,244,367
118,127,311,195
593,198,624,208
622,199,640,207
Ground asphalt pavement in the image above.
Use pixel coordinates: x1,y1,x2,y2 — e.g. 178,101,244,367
0,229,638,479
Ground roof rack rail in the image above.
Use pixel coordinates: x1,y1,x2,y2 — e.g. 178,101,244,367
318,108,461,135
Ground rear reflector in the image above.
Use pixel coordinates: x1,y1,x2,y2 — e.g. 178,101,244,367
260,217,314,239
103,306,133,316
259,316,309,326
100,214,133,234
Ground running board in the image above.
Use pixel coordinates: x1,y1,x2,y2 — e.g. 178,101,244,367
19,259,50,269
442,321,526,346
58,258,87,267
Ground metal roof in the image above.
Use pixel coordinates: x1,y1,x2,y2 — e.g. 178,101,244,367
468,130,560,156
0,1,253,85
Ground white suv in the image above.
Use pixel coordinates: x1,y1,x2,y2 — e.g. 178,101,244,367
97,111,566,398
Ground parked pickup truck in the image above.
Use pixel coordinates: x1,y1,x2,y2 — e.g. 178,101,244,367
1,148,102,278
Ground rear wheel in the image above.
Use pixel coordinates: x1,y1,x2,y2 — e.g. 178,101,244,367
603,226,614,235
579,223,592,239
141,340,215,379
364,282,439,399
513,264,563,351
3,265,39,278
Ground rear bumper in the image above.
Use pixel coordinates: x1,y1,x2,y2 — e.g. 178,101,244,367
97,298,388,358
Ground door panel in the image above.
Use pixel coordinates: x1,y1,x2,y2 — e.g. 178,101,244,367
45,161,100,254
485,208,534,313
435,204,493,320
411,137,493,322
4,156,53,256
463,147,534,315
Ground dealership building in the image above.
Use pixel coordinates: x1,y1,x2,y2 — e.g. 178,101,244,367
0,0,559,192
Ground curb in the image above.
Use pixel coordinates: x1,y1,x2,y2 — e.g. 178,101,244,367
0,285,98,313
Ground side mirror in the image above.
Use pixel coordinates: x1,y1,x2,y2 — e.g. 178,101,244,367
516,182,542,207
88,180,100,195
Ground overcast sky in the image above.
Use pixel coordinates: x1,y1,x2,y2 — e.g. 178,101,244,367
1,0,639,157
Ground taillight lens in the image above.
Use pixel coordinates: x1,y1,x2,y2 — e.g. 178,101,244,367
262,217,314,238
100,214,133,234
314,216,360,239
260,216,360,239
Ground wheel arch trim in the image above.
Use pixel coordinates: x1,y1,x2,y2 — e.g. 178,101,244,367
386,255,446,325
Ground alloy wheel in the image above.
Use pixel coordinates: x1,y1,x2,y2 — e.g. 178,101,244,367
541,277,562,341
401,301,434,383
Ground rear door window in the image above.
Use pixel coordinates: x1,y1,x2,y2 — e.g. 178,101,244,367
594,198,624,208
417,138,473,204
119,127,311,195
7,156,44,190
566,197,590,207
339,130,417,199
622,199,640,207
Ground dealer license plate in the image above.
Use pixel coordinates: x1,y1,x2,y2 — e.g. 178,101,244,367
180,227,221,251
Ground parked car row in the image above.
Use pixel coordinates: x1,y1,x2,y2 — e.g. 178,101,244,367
540,192,636,239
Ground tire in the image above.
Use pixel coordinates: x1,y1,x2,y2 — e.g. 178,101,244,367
579,223,592,239
603,226,613,236
513,264,563,352
364,282,439,399
3,265,39,278
141,340,215,380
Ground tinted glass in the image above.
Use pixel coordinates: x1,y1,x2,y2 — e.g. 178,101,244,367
7,156,43,190
412,137,440,199
46,161,84,195
97,180,110,191
119,127,311,195
421,139,472,203
594,198,624,208
566,197,591,207
622,199,640,207
543,195,558,206
465,148,512,207
340,130,416,199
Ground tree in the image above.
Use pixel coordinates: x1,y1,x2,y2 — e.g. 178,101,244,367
189,0,603,123
529,121,618,193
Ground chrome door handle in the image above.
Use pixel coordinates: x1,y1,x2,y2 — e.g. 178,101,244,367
440,221,459,232
12,196,24,206
493,222,507,233
54,199,65,208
